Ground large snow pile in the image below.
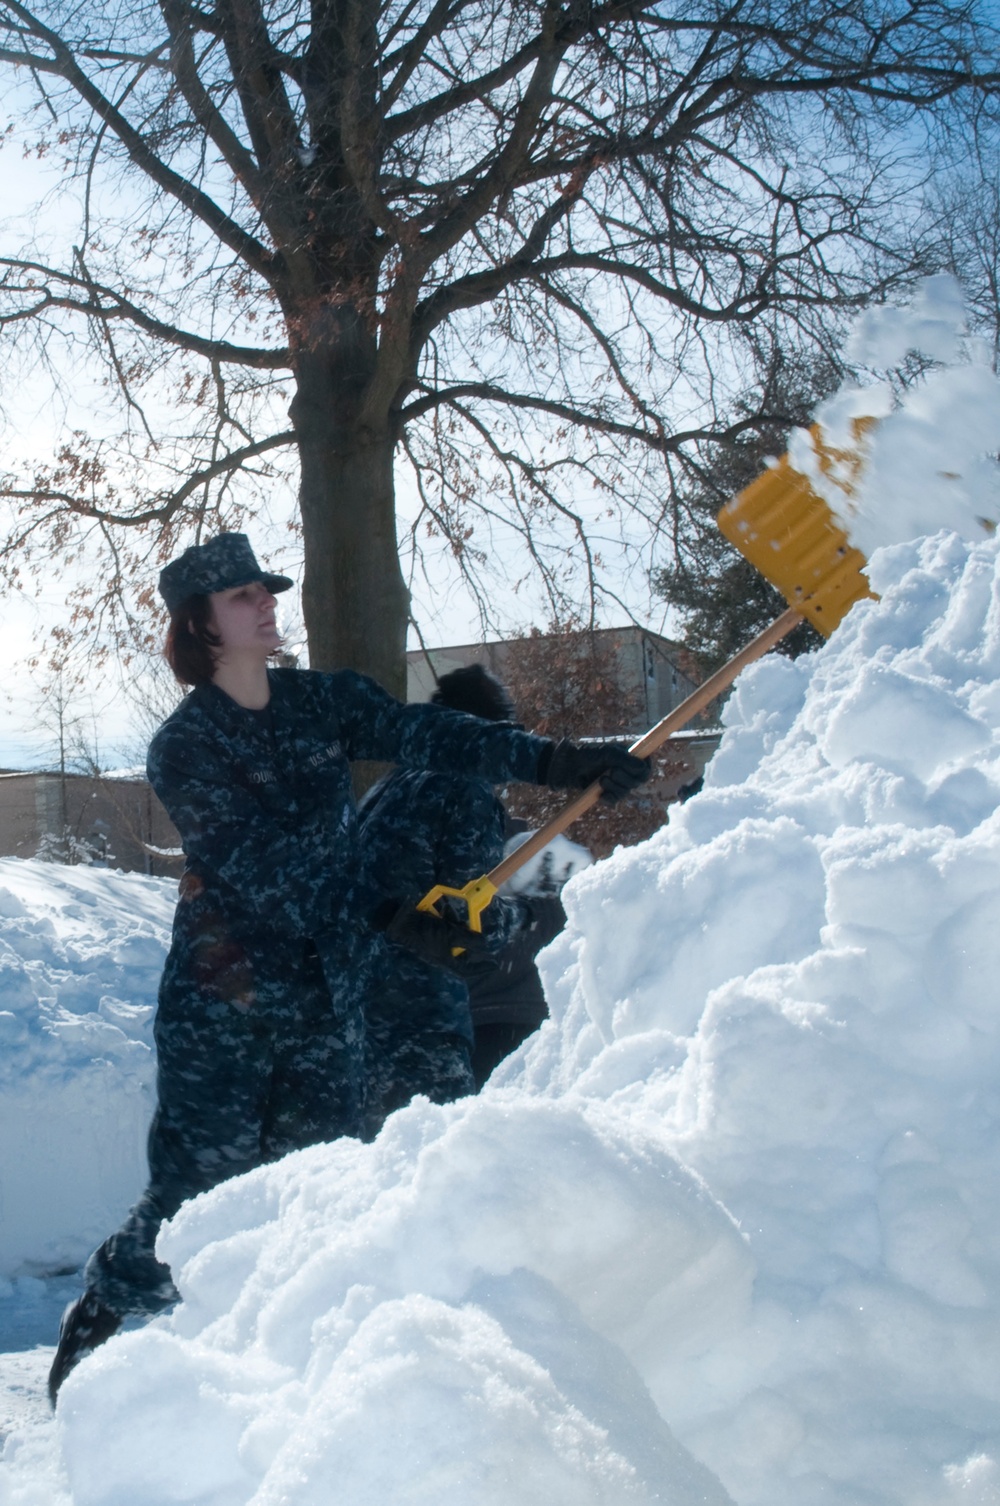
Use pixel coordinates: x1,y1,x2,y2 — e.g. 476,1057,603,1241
24,528,997,1506
0,861,171,1277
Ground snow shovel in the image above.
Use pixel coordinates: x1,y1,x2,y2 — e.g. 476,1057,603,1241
419,425,876,933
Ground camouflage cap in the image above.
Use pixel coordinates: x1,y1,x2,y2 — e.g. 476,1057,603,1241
158,533,294,613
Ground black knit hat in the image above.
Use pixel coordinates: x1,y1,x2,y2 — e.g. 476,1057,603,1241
431,664,516,722
158,533,293,614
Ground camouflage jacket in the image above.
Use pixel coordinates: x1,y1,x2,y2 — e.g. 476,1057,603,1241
358,767,532,1040
148,669,549,1025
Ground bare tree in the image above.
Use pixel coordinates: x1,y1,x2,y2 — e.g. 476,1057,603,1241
25,659,111,861
934,173,1000,367
0,0,997,694
28,660,80,831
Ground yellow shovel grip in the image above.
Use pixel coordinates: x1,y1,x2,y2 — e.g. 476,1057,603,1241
417,876,499,934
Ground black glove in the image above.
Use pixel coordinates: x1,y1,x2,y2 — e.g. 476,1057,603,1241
382,898,490,971
540,738,651,803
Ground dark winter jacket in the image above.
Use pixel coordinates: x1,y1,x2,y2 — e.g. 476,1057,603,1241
461,893,566,1030
147,669,549,1028
358,765,533,1042
456,813,568,1030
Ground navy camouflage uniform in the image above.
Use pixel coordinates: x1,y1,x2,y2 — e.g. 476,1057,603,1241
86,667,549,1318
358,767,536,1135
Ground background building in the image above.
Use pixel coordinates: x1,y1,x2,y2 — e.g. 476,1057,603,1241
408,625,701,733
407,627,721,856
0,770,180,876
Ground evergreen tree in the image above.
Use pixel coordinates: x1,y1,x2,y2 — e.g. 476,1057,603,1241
653,357,840,672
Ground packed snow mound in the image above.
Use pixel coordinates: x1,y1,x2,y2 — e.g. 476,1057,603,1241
34,528,1000,1506
0,860,171,1278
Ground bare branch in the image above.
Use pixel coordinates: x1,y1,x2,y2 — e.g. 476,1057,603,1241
5,430,296,527
0,0,277,279
0,256,289,367
399,379,717,450
157,0,268,199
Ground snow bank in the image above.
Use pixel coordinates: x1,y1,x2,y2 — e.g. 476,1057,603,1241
0,861,171,1277
38,526,1000,1506
526,531,1000,1501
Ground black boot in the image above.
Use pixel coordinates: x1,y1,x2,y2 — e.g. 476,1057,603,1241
48,1291,122,1407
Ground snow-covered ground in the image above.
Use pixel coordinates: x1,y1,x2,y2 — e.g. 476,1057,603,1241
0,863,173,1281
0,863,174,1499
1,278,999,1504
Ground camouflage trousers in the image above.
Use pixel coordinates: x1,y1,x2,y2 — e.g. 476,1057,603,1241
362,1010,474,1140
87,963,363,1318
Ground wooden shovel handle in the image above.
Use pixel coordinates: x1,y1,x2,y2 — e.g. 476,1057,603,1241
486,607,803,890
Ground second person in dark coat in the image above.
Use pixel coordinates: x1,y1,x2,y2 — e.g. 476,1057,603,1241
360,664,629,1132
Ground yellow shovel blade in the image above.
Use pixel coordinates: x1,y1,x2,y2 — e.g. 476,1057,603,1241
717,427,876,638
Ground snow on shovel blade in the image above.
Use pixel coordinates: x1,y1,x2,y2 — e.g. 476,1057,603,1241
717,423,877,638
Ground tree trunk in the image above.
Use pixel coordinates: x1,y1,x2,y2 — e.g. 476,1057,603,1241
289,306,411,698
294,405,409,697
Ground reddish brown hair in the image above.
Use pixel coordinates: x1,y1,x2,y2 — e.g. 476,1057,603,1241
165,594,221,686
